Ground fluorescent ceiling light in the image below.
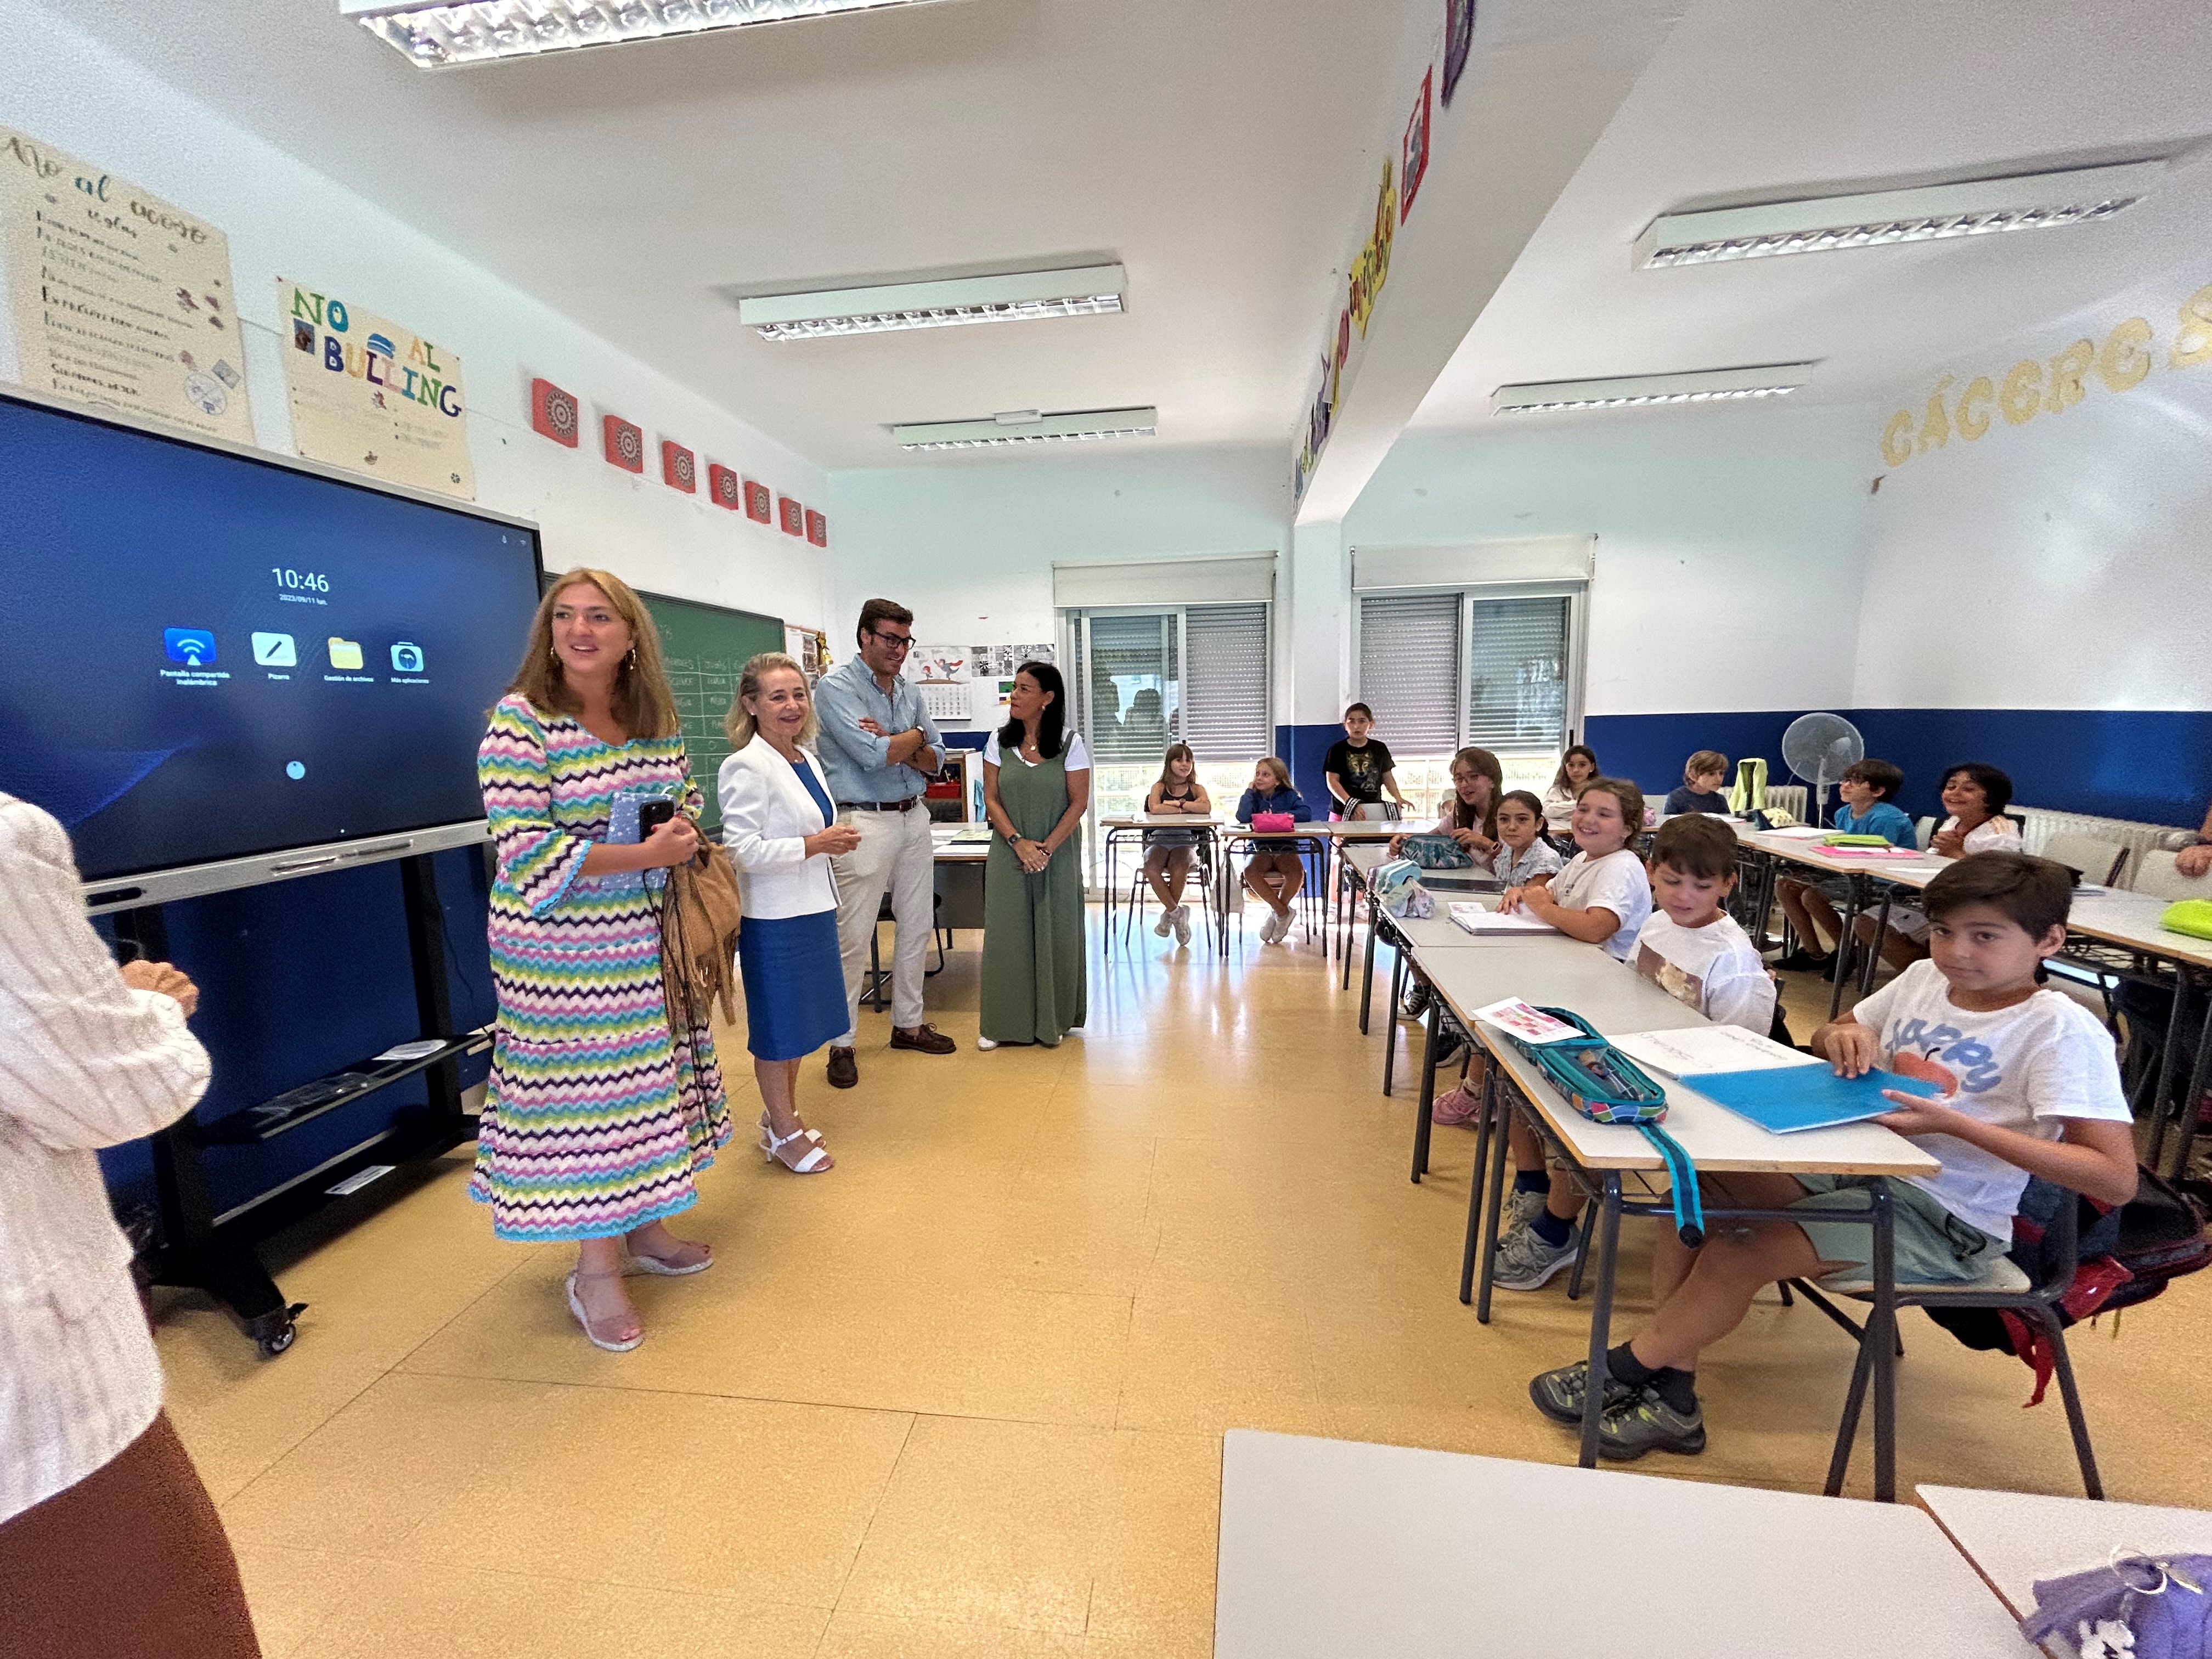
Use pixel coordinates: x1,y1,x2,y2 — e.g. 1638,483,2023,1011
344,0,957,69
736,266,1126,341
1491,364,1815,416
1633,159,2164,268
893,408,1158,450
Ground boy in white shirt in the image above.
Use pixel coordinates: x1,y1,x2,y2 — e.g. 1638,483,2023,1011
1633,815,1777,1036
1527,852,2137,1462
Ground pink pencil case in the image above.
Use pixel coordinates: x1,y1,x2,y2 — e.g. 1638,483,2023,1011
1251,812,1296,833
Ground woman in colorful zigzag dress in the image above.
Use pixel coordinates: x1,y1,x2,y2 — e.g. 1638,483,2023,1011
474,567,733,1353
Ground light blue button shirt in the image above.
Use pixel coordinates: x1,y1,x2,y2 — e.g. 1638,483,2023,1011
811,656,943,805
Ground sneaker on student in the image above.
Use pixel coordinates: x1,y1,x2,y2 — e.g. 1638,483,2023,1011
1491,1217,1581,1292
1596,1385,1706,1459
1172,905,1193,946
1503,1186,1548,1235
1430,1084,1482,1126
1527,1358,1636,1427
1153,907,1174,938
1401,982,1432,1022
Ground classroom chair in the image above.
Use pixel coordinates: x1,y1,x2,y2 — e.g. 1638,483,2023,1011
1790,1195,2102,1499
2132,848,2212,901
2042,832,2128,886
1121,836,1222,947
1913,816,1936,849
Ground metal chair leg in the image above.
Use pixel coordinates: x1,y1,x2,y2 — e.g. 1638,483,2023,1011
2036,1308,2105,1499
1565,1197,1598,1300
1823,1322,1877,1497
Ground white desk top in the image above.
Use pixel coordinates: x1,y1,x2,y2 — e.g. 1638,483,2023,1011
1740,832,2212,967
1099,814,1223,827
1414,937,1937,1177
1216,1431,2034,1659
1918,1483,2212,1624
1388,911,1574,953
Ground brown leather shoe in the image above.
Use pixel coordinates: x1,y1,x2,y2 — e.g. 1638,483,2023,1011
826,1046,858,1088
889,1024,957,1056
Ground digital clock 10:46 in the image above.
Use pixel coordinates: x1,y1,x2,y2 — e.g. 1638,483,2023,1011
272,568,331,593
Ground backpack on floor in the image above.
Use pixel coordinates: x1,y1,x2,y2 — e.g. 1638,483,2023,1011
1926,1165,2210,1403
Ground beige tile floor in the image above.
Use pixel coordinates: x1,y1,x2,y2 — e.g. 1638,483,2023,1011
155,908,2212,1658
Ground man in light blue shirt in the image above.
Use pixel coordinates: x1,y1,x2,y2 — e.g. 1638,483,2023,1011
812,599,957,1086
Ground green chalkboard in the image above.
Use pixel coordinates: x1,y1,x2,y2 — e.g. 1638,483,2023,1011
638,588,785,833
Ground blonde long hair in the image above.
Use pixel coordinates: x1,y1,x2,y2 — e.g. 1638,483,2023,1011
506,567,680,738
723,652,820,749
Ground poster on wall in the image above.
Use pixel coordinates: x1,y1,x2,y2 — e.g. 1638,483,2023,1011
1442,0,1475,106
1,126,255,443
966,644,1056,726
277,279,474,499
1401,69,1432,223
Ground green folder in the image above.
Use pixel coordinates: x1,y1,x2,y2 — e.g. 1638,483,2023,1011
1823,833,1890,847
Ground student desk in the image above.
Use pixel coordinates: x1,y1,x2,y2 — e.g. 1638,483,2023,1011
1214,1430,2035,1659
1918,1482,2212,1632
1097,814,1224,954
1737,832,2212,1178
1218,819,1399,951
1399,932,1937,1497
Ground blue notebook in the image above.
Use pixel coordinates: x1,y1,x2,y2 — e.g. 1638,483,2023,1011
1679,1064,1941,1135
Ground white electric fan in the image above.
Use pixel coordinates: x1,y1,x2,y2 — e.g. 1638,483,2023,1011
1781,712,1865,826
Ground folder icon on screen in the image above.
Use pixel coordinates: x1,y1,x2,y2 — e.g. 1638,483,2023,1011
327,636,363,670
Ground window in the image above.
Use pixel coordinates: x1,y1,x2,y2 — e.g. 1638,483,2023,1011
1355,585,1584,819
1064,602,1272,883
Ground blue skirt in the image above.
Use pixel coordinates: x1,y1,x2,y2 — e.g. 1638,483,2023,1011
737,909,846,1060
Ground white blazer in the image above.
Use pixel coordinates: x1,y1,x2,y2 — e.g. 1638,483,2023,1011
717,740,839,919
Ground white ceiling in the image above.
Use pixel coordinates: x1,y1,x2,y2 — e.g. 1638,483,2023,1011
36,0,1425,470
1408,0,2212,432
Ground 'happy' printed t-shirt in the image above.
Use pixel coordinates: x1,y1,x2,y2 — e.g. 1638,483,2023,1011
1848,960,2130,1240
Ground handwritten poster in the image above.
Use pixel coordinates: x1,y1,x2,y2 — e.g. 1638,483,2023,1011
277,279,474,499
0,126,254,442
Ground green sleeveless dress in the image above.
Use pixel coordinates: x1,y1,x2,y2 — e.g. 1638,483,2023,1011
981,745,1088,1046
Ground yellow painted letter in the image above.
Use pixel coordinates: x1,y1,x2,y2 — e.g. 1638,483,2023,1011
2045,338,2094,415
2096,317,2152,392
2170,284,2212,369
1880,409,1914,466
2000,359,2043,426
1916,374,1954,452
1955,376,1994,439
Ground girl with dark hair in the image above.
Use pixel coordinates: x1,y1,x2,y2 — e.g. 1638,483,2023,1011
978,663,1090,1047
1542,744,1600,837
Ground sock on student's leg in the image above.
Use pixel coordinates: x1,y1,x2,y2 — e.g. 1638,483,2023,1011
1531,1207,1574,1248
1609,1342,1696,1412
1513,1170,1550,1197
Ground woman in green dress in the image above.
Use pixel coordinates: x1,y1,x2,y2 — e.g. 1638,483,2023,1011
978,662,1090,1048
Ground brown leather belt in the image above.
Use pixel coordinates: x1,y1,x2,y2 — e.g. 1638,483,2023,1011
837,799,918,812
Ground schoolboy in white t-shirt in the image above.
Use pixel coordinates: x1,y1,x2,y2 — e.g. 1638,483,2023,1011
1632,815,1776,1036
1526,852,2137,1463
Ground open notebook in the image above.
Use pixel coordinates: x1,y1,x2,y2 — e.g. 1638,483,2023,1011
1612,1025,1938,1134
1447,901,1555,935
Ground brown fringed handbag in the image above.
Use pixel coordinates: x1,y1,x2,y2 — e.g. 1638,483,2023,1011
660,837,743,1034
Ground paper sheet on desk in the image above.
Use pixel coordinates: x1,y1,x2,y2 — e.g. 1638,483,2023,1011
1680,1065,1939,1134
1448,901,1555,935
1611,1025,1819,1077
1764,826,1835,839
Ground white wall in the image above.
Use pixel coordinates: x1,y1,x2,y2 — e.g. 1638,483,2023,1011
828,444,1291,654
0,5,828,626
1343,402,1875,714
1851,264,2212,712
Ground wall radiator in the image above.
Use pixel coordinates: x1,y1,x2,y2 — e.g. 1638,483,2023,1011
2014,806,2192,889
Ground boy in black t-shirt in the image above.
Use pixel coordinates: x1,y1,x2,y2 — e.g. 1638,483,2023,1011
1323,702,1407,819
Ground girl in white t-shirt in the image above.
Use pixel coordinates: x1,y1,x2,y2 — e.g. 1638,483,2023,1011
1489,777,1656,1293
1859,762,2022,973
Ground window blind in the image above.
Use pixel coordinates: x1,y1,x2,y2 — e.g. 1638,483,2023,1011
1357,592,1460,755
1182,603,1270,760
1082,611,1177,764
1466,595,1570,752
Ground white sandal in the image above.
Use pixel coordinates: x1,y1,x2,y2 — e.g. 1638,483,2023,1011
625,1238,713,1277
759,1114,833,1173
565,1268,644,1352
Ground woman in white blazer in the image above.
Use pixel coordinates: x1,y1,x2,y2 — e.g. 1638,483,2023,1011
718,653,861,1173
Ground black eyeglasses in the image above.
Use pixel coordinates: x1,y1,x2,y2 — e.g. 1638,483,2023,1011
866,630,915,652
